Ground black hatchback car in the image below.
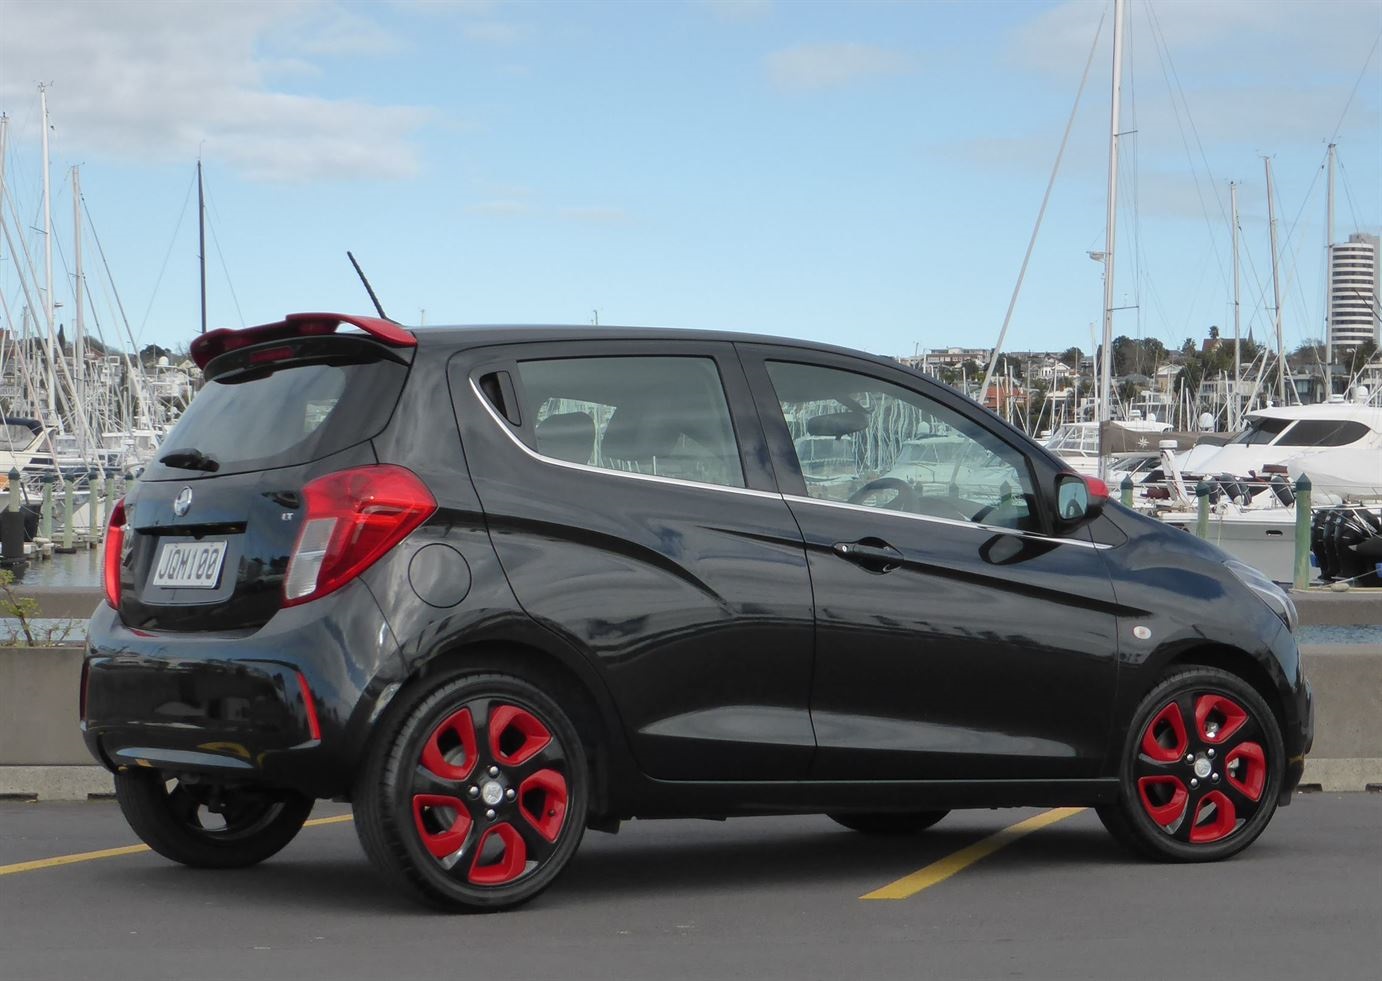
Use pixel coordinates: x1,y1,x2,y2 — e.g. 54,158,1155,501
84,313,1312,910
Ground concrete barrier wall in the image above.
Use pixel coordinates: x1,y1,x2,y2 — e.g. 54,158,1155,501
1,643,1378,799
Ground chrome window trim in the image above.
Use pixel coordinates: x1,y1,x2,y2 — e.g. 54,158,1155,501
467,377,784,502
783,494,1112,550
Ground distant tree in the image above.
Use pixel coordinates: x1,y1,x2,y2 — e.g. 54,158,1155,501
1209,324,1220,340
1059,346,1082,369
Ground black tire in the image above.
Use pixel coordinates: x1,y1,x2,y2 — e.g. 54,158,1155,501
828,810,949,835
1098,666,1284,862
353,671,589,911
114,770,314,869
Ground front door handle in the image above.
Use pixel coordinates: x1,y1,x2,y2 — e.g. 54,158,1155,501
833,538,903,573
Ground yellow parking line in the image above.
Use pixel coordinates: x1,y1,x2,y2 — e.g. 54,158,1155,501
860,807,1085,900
0,812,354,877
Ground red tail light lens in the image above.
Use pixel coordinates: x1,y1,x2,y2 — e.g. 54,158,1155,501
103,498,126,609
283,465,436,607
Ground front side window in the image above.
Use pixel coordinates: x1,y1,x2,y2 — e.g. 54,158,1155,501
513,356,745,489
765,361,1038,531
1231,417,1290,445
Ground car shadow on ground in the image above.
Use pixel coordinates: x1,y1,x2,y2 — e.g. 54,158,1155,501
77,817,1134,913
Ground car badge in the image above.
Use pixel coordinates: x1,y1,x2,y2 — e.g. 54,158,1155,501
173,486,193,517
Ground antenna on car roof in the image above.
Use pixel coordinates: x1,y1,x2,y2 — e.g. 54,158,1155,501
347,251,393,322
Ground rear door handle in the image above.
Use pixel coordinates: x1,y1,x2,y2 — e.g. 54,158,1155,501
833,538,903,573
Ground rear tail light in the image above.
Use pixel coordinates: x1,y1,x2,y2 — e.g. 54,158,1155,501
103,498,126,609
283,465,436,606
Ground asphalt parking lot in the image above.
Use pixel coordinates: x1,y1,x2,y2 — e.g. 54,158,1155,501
2,794,1377,981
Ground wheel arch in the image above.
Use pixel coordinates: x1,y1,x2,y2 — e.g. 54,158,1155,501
396,638,633,821
1162,643,1287,735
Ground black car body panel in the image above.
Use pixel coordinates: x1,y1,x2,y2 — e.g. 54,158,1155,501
83,322,1312,824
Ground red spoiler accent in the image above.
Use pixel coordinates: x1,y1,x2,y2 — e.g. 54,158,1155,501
190,312,416,369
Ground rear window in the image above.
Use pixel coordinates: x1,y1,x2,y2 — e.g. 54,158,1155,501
143,354,408,479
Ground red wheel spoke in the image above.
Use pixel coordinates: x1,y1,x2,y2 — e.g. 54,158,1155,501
1137,775,1189,829
468,822,528,885
1194,694,1248,745
1139,701,1189,763
518,769,569,843
1187,791,1238,843
412,795,474,860
420,707,479,782
1225,741,1268,803
487,704,553,767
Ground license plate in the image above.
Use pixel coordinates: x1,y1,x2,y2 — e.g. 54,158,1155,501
151,541,227,589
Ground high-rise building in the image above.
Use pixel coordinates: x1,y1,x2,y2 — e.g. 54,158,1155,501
1328,232,1380,352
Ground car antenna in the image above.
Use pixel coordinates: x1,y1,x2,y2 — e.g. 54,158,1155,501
347,250,394,322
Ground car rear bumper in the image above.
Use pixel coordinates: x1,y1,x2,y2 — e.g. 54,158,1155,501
82,581,405,799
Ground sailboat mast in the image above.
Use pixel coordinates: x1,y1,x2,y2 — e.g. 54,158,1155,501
1324,142,1335,398
1264,157,1286,403
198,159,207,335
73,165,86,457
1230,180,1241,430
1097,0,1126,479
39,84,57,423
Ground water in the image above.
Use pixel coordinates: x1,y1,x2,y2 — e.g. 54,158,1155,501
6,549,102,588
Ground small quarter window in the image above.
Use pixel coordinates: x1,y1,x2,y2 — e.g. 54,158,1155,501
513,356,745,489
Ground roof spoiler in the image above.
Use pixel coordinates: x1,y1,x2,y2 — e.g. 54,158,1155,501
190,312,416,369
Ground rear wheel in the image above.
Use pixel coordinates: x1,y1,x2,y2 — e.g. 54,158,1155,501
828,811,949,835
354,671,588,911
1099,666,1283,862
114,771,313,868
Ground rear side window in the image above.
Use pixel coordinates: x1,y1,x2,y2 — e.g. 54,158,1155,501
144,354,408,479
512,356,745,489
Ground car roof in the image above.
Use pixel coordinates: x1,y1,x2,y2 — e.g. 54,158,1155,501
410,324,899,367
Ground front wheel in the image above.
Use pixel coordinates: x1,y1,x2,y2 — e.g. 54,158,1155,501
114,771,314,868
1098,666,1284,862
828,810,949,835
354,671,589,911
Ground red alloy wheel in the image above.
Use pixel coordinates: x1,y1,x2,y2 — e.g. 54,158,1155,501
1132,691,1268,845
409,699,570,886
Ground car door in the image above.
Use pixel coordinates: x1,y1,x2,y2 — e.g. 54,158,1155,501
739,344,1121,781
448,340,816,781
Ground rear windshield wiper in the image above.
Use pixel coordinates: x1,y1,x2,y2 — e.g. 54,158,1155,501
158,448,220,472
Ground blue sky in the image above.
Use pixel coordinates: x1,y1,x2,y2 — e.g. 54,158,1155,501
1,0,1379,361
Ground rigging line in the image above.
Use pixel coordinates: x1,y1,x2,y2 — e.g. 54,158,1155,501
201,181,245,328
136,167,197,339
1143,0,1230,293
1334,149,1366,235
81,197,142,357
1328,27,1382,145
979,4,1107,407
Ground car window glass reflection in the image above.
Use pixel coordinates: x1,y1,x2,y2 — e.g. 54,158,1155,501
765,361,1038,531
516,356,746,489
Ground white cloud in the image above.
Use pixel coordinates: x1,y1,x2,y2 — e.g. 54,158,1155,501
462,22,528,44
0,1,430,183
703,0,774,23
765,42,914,92
467,200,533,216
1010,1,1381,79
559,206,630,225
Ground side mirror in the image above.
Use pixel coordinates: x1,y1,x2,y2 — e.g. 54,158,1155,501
1056,473,1108,523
